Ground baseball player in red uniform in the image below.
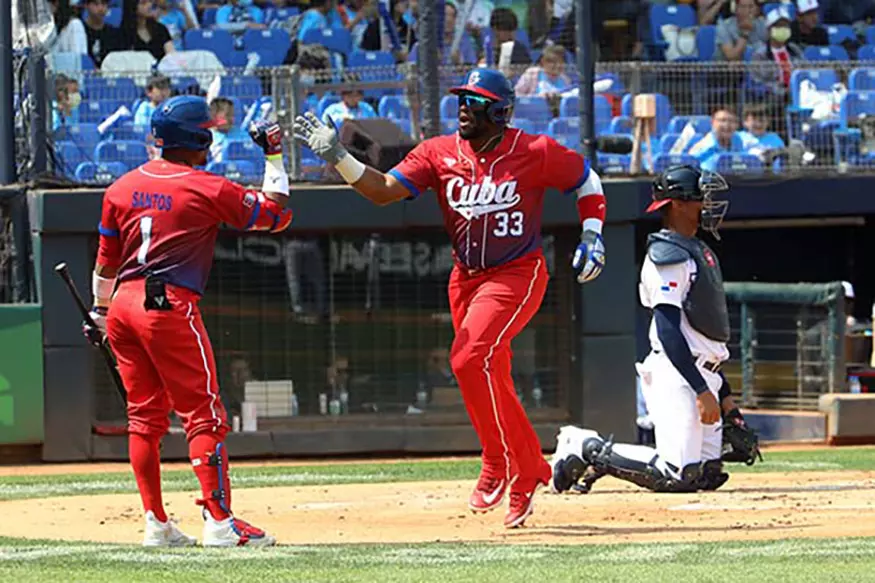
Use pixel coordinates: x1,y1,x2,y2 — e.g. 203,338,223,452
83,96,291,547
295,68,607,528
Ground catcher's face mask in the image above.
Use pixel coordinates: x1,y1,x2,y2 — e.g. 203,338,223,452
698,170,729,239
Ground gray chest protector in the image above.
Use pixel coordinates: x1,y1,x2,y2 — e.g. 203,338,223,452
647,229,730,343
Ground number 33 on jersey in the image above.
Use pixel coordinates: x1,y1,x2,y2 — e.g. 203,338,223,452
389,129,595,270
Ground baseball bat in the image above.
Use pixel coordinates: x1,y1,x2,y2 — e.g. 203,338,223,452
54,262,127,406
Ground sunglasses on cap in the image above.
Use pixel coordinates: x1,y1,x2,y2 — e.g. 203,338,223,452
459,93,493,109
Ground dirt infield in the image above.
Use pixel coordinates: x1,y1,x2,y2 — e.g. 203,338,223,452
3,468,874,546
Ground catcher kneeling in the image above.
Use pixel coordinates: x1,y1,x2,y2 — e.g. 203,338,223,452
550,380,763,494
551,165,762,496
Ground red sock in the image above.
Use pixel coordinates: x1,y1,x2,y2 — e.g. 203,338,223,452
129,433,167,522
189,433,232,520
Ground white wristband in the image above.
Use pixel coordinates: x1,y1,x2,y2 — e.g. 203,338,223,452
92,272,117,308
582,218,604,234
262,154,289,195
334,152,366,184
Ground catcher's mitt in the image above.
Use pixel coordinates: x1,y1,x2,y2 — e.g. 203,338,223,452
721,408,763,466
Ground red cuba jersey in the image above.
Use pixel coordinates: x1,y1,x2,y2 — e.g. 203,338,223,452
97,159,274,295
389,129,590,270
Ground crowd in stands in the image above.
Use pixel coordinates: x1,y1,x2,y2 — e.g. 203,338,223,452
42,0,875,184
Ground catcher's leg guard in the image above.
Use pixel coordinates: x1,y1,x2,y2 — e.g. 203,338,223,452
697,459,729,491
581,435,701,493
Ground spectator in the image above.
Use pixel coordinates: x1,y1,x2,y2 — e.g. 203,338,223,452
297,0,341,42
208,97,247,162
133,74,171,130
441,1,477,64
715,0,767,61
82,0,122,67
791,0,829,47
823,0,875,26
215,0,266,32
697,0,732,26
121,0,176,60
688,107,745,171
482,7,531,68
49,0,88,55
362,0,416,52
156,0,198,49
739,103,786,167
52,74,81,131
222,356,254,418
749,7,802,103
321,86,377,127
514,45,570,98
337,0,377,49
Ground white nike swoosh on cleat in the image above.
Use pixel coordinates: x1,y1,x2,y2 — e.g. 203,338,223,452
482,481,506,505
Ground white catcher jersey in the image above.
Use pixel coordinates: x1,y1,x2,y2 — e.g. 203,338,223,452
639,256,729,363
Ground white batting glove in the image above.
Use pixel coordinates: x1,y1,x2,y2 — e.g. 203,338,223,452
572,230,605,284
292,111,349,166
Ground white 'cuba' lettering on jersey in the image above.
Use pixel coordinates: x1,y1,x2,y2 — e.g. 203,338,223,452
445,176,521,220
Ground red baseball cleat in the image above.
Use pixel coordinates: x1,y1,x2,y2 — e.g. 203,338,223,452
504,474,549,529
468,472,513,513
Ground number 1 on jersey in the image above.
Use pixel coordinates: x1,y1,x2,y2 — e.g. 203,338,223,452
137,216,153,264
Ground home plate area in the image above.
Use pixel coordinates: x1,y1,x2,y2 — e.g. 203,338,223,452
1,469,874,546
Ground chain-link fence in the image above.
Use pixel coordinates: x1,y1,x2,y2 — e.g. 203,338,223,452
92,228,578,425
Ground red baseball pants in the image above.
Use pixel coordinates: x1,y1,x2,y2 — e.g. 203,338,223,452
107,279,233,521
448,251,551,484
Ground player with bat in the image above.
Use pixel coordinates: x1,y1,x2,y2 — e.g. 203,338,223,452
295,68,607,528
83,95,291,547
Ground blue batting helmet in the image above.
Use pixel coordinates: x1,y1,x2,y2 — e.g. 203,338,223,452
449,68,515,126
151,95,219,151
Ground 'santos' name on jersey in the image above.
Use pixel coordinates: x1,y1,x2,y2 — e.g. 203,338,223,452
445,176,521,219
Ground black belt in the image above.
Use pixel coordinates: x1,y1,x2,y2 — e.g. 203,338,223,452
653,350,721,374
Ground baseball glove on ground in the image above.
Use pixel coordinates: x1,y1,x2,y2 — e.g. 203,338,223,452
721,408,763,466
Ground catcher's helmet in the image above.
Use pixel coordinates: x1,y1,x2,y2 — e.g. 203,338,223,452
151,95,219,151
647,164,730,236
449,68,515,126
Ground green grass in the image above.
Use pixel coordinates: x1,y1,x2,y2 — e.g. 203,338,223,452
0,446,873,501
0,537,874,582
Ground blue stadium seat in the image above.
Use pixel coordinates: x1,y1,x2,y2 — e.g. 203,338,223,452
79,99,126,124
859,45,875,61
715,153,764,175
55,141,86,178
184,29,235,66
843,91,875,121
596,153,631,175
201,7,218,27
790,69,838,107
594,95,611,135
206,160,258,182
441,119,458,135
94,140,149,170
440,95,458,120
83,77,140,104
595,73,625,94
667,115,711,134
803,45,849,62
109,122,146,142
55,122,101,147
378,95,410,120
653,154,699,173
696,25,716,61
392,117,413,137
658,133,681,153
514,96,551,123
300,27,352,56
226,140,265,165
347,50,400,98
868,27,875,46
849,68,875,91
104,7,122,27
514,28,530,48
81,54,95,70
74,161,127,182
547,117,580,140
609,115,633,134
242,29,291,67
826,25,856,46
513,118,538,134
220,75,263,105
621,93,672,136
266,6,300,24
316,94,341,118
558,94,578,118
649,4,696,47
